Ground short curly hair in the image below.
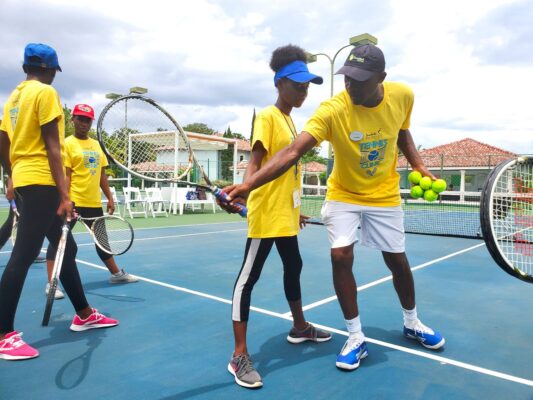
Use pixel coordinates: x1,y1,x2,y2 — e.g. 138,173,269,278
269,44,307,73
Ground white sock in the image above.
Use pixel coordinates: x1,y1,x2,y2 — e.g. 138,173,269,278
345,316,364,340
402,306,418,328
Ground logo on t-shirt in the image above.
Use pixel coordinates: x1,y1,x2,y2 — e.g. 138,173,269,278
83,150,100,175
359,129,388,176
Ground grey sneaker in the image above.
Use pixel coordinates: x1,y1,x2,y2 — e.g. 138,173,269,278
227,353,263,389
109,269,139,284
287,323,332,344
45,283,65,300
34,256,46,263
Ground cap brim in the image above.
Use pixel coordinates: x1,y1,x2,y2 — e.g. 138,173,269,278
335,65,374,82
287,71,323,85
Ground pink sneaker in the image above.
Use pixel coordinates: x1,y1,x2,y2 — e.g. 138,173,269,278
0,331,39,360
70,308,119,332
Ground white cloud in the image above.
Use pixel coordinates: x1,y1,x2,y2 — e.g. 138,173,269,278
0,0,531,156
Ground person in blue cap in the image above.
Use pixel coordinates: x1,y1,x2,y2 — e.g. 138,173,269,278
225,44,331,389
225,43,445,372
0,43,118,361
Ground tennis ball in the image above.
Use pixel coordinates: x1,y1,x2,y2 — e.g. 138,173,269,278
408,171,422,184
410,185,424,199
424,189,439,202
419,176,432,190
432,179,447,193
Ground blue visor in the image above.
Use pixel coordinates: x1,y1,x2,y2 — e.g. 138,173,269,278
274,60,323,85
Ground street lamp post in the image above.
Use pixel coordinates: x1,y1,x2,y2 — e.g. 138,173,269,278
104,87,148,187
306,33,378,174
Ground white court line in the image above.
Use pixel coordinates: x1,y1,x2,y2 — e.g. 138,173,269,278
70,220,246,236
75,257,533,388
288,242,486,315
75,228,247,247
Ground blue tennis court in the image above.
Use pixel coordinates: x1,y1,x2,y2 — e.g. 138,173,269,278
0,216,532,399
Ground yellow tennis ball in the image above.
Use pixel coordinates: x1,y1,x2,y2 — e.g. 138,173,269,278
432,179,447,193
424,189,439,202
408,171,422,184
419,176,432,190
410,185,424,199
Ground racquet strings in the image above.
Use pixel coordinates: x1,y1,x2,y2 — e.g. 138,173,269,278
492,160,533,278
99,96,192,182
91,217,133,255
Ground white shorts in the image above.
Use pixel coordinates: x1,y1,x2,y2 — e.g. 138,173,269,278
321,201,405,253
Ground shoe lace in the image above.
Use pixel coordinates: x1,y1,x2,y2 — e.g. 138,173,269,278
412,320,433,335
1,332,25,349
236,354,255,374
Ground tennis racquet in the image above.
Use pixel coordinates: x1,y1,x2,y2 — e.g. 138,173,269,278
480,156,533,283
75,214,134,255
42,220,69,326
96,95,247,216
9,200,18,245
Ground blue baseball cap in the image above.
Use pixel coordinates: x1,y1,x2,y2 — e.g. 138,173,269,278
274,61,323,85
23,43,62,72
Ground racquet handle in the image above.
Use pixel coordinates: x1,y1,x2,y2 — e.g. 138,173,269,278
8,199,17,211
213,188,247,217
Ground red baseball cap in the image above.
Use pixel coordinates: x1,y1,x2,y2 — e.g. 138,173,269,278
72,104,95,120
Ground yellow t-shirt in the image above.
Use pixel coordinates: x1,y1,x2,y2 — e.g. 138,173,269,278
0,80,64,188
65,136,109,208
247,105,301,238
303,81,414,207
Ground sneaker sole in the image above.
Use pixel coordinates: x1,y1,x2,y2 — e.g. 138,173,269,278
286,334,332,344
70,322,119,332
227,363,263,388
405,334,445,350
0,353,39,360
109,279,139,284
335,350,368,371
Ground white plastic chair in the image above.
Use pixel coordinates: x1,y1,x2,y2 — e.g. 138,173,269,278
145,187,169,218
122,187,148,218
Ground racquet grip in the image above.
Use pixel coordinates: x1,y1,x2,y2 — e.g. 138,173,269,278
213,188,247,217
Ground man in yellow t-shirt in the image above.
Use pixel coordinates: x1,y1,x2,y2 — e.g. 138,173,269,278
223,45,331,389
46,104,137,286
0,43,118,361
226,44,445,371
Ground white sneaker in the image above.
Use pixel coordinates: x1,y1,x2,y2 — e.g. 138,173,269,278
45,283,65,300
109,269,139,284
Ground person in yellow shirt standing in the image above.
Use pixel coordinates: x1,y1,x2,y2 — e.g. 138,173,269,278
225,45,331,389
45,103,137,295
0,43,118,361
225,44,444,371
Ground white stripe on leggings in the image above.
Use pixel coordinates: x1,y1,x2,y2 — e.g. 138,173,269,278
232,239,261,321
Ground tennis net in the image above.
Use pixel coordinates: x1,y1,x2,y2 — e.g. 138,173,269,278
301,184,482,238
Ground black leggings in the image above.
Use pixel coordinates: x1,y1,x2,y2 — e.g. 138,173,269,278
46,206,112,262
231,236,303,322
0,185,89,333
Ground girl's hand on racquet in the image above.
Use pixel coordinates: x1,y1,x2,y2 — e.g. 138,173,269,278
225,183,251,204
217,184,247,214
107,199,115,215
57,198,74,221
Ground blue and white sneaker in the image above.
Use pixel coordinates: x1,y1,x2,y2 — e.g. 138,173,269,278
403,320,445,350
336,337,368,370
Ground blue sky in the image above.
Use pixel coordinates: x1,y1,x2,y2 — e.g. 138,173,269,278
1,0,531,155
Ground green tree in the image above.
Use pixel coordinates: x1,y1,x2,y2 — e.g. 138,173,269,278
183,122,215,135
63,104,75,137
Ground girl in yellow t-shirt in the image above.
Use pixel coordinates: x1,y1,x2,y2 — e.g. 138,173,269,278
226,45,331,389
0,44,118,361
45,104,138,291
